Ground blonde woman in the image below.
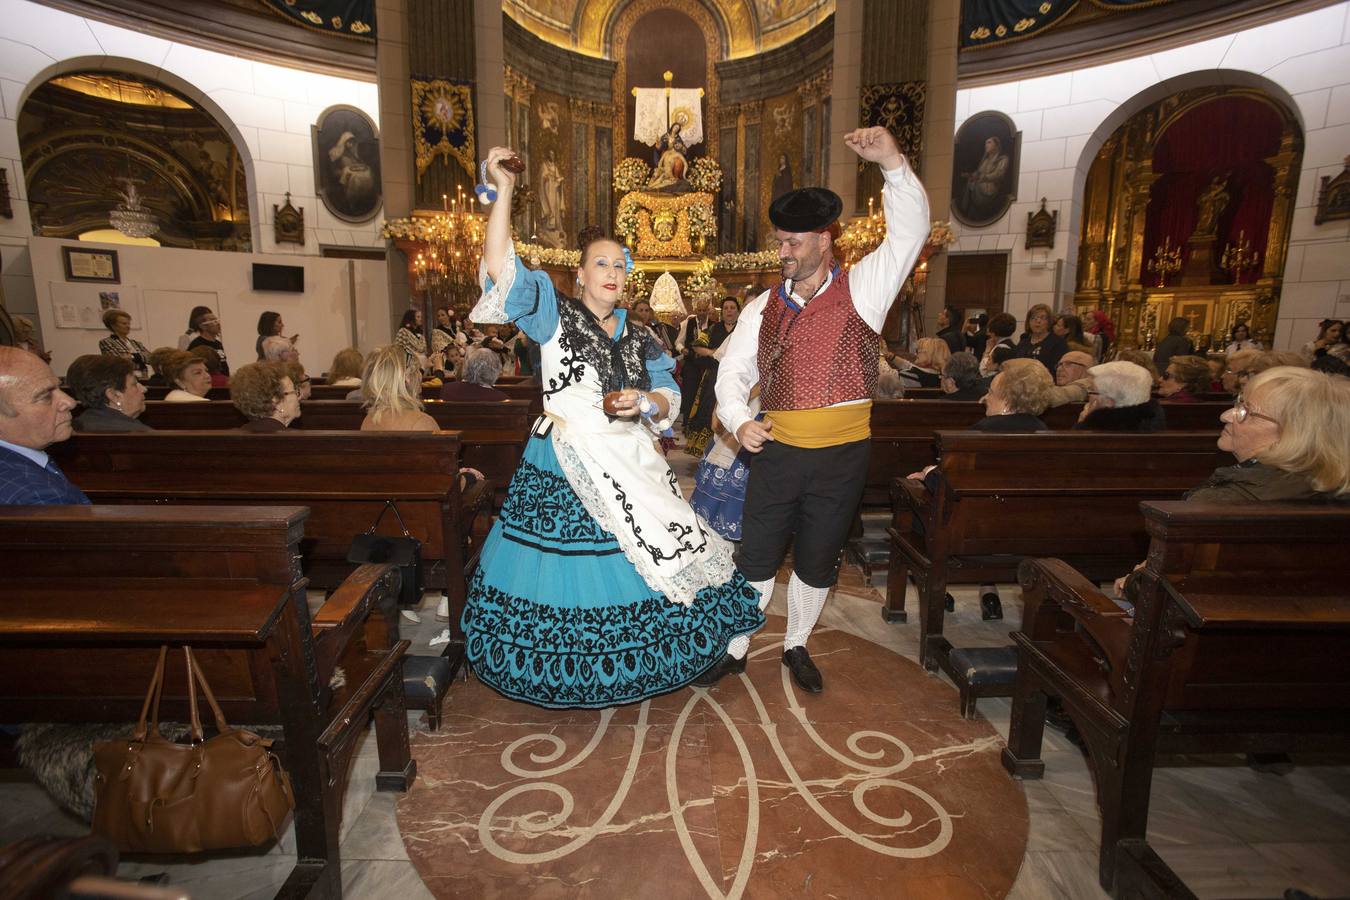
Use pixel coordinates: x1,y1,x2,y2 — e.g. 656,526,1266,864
359,345,437,432
897,337,951,389
327,348,364,387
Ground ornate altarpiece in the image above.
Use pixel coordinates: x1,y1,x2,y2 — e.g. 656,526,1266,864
1073,86,1301,352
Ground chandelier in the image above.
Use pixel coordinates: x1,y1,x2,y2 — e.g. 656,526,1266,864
109,177,160,239
383,188,486,316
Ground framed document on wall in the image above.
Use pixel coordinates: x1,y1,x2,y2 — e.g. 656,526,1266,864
62,246,120,283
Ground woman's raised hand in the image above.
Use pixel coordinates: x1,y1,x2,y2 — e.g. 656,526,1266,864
487,147,521,190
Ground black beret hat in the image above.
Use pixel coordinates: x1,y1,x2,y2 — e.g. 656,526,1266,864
768,187,843,232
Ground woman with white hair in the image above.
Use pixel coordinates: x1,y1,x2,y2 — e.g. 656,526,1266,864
440,347,508,401
1075,361,1165,431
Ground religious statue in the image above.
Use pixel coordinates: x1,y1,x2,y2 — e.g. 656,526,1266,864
537,149,567,248
1193,175,1230,237
646,119,691,193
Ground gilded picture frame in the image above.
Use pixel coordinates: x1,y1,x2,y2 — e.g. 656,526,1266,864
312,105,383,224
952,111,1021,228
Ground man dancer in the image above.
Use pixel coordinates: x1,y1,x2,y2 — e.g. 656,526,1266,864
696,126,929,692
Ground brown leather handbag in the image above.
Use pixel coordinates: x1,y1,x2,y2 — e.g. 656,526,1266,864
91,646,295,853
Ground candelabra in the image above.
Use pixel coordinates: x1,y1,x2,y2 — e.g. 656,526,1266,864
1220,229,1260,283
1146,236,1182,287
407,189,486,316
837,194,887,270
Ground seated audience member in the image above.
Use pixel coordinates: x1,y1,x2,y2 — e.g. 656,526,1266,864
1115,367,1350,607
1084,309,1114,359
67,355,152,433
1015,303,1068,374
898,337,951,389
987,343,1018,380
0,346,89,504
1046,350,1094,407
938,352,986,400
935,304,965,355
230,362,300,432
874,352,906,400
980,312,1017,376
13,315,51,363
361,345,438,431
964,313,989,360
1053,313,1094,356
1223,321,1261,355
440,347,508,401
1075,361,1164,432
189,345,228,387
1221,348,1260,396
261,334,298,364
327,348,364,387
160,350,213,402
146,347,176,386
1311,354,1350,377
1152,316,1195,373
1159,354,1210,403
1301,319,1345,361
1236,350,1308,395
1205,354,1226,393
1115,349,1161,390
283,361,312,400
97,308,151,379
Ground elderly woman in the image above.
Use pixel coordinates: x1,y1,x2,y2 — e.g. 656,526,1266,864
261,333,298,364
67,354,152,432
282,361,312,400
361,344,438,432
189,345,228,387
1233,350,1307,395
230,362,300,431
327,348,364,387
1114,349,1161,390
1075,361,1164,431
1159,354,1210,403
97,308,150,378
1015,303,1068,375
938,351,986,400
899,336,952,389
160,350,213,402
440,347,508,401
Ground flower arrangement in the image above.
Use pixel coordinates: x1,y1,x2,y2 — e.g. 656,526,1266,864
624,267,651,301
712,250,780,271
927,220,957,249
687,157,723,194
613,157,652,195
686,201,716,241
615,201,641,244
684,267,720,302
513,241,580,267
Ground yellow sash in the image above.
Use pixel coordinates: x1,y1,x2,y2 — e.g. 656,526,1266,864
764,402,872,449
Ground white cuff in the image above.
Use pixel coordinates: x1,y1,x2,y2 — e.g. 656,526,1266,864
470,245,516,324
646,387,678,433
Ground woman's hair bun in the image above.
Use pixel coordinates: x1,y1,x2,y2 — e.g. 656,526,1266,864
577,225,605,252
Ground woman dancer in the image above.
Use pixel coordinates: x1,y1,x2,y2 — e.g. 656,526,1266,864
461,147,763,708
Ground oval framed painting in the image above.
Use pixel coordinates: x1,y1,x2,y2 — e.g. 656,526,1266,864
951,111,1020,228
312,105,383,224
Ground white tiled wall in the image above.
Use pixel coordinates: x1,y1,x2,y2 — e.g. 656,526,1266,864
953,2,1350,349
0,0,386,341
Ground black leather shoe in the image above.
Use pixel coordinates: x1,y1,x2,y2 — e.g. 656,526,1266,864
981,591,1003,620
692,653,746,687
782,647,823,693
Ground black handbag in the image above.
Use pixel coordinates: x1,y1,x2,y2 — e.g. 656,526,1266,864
348,500,422,607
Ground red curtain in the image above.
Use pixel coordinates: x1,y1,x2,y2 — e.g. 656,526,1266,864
1142,97,1283,285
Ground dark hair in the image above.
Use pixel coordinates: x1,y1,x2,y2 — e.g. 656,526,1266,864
970,313,988,330
988,312,1017,338
577,225,621,263
941,304,960,328
189,344,223,375
257,311,281,338
1056,313,1087,345
721,297,741,311
399,309,421,333
66,354,135,409
1229,321,1251,341
187,305,214,333
991,344,1018,366
1311,354,1350,377
1167,316,1190,336
1316,319,1345,340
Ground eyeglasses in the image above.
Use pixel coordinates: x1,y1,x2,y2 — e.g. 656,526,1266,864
1162,371,1183,382
1231,397,1278,425
280,390,300,398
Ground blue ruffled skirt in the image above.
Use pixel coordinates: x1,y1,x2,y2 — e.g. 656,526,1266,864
462,432,764,708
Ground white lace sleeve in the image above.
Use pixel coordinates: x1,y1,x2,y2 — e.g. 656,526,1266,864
470,244,517,324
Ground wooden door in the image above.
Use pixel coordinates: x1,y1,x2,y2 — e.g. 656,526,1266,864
946,252,1008,316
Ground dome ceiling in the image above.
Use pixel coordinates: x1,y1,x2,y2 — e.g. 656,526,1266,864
503,0,834,59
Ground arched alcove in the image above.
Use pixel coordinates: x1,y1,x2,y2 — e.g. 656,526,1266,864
18,56,259,251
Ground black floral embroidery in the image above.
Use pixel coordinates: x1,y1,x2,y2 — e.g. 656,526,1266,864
463,567,764,709
500,454,613,547
601,470,706,566
547,299,654,398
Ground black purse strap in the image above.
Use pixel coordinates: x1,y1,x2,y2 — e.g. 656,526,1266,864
365,499,412,537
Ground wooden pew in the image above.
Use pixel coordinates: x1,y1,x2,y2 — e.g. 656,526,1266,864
885,431,1228,676
137,399,530,507
0,505,413,900
49,431,486,644
1002,502,1350,891
863,399,1226,506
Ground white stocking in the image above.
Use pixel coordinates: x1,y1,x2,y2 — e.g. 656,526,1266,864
784,572,830,650
726,577,776,659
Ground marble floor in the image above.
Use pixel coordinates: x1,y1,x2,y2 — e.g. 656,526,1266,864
2,449,1348,898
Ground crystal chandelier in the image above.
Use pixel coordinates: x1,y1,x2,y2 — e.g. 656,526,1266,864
409,189,486,316
109,177,160,239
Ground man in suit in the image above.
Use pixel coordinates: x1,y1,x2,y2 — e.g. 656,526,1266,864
0,346,89,505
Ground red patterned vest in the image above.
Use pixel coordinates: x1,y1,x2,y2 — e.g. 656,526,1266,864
757,269,879,411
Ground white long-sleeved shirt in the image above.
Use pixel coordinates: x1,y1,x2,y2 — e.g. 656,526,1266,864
714,160,931,438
